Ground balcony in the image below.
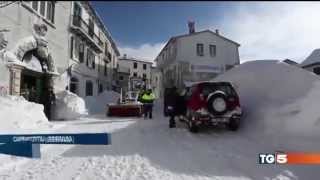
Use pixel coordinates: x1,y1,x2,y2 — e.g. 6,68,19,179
103,51,112,63
70,15,103,53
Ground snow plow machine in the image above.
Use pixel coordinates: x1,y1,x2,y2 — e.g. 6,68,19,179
107,89,143,117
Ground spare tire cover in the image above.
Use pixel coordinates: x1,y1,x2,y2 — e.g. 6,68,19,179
207,92,228,115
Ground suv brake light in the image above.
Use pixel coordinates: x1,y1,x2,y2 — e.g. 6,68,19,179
228,96,240,109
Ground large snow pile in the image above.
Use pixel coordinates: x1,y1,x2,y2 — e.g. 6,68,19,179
85,90,120,114
214,60,320,138
54,91,88,120
0,95,48,129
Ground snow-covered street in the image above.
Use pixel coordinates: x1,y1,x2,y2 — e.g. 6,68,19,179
0,98,319,180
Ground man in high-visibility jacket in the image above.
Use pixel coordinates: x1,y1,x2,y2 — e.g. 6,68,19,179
140,88,156,119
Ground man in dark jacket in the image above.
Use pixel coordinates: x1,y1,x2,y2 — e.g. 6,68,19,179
164,86,180,128
175,88,187,121
42,86,56,120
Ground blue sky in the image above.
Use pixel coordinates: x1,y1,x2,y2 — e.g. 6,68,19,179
92,1,320,63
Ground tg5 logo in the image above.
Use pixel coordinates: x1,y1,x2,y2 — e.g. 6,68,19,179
258,153,288,164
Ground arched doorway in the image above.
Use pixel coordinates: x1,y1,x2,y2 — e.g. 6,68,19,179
20,50,52,104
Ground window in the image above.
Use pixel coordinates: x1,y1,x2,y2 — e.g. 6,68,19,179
40,1,45,16
73,2,81,26
88,18,94,38
79,43,84,63
119,76,124,81
86,48,95,69
85,81,93,96
70,36,74,59
313,67,320,75
69,77,79,95
71,36,84,63
46,1,55,23
99,84,103,94
197,43,204,56
30,1,55,23
143,64,147,70
32,1,38,11
209,45,216,57
142,73,147,80
104,42,108,56
74,36,80,60
133,72,137,77
104,61,107,76
133,62,137,69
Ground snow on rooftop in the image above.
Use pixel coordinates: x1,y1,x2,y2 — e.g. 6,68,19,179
300,48,320,67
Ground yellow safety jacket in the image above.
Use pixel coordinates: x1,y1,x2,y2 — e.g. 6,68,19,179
141,93,155,103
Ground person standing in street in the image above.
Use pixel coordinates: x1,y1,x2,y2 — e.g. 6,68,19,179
164,86,179,128
42,86,56,120
140,88,155,119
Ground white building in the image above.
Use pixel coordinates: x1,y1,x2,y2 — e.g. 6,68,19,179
118,55,153,89
0,1,120,101
150,66,162,98
155,22,240,95
300,49,320,75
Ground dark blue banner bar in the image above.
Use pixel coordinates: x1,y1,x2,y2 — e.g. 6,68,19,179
0,143,40,158
0,133,111,145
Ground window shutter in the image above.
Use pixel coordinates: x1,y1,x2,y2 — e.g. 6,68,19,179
70,36,74,59
92,56,95,69
51,2,55,23
79,44,84,63
86,49,89,66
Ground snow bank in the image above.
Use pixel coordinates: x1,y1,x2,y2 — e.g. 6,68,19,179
85,91,120,114
0,95,48,129
214,60,320,138
54,91,88,120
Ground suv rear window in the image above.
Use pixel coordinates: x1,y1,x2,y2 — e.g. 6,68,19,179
200,83,237,97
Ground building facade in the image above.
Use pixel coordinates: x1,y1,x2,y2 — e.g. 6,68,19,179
300,49,320,75
0,1,120,102
150,66,162,98
155,22,240,96
118,55,153,89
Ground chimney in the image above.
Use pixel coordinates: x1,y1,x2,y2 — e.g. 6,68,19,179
188,21,195,34
215,29,219,35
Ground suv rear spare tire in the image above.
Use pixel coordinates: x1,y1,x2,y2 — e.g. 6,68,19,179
207,92,228,116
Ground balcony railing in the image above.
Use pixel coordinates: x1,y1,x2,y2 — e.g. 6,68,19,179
71,15,103,51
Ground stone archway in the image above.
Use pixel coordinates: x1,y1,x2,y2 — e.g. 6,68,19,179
6,23,58,97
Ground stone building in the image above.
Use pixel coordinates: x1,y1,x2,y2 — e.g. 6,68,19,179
155,22,240,96
0,1,120,102
118,55,153,89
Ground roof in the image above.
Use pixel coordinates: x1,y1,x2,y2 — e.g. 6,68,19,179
300,49,320,67
119,57,153,64
84,2,120,56
283,59,298,65
155,30,240,61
